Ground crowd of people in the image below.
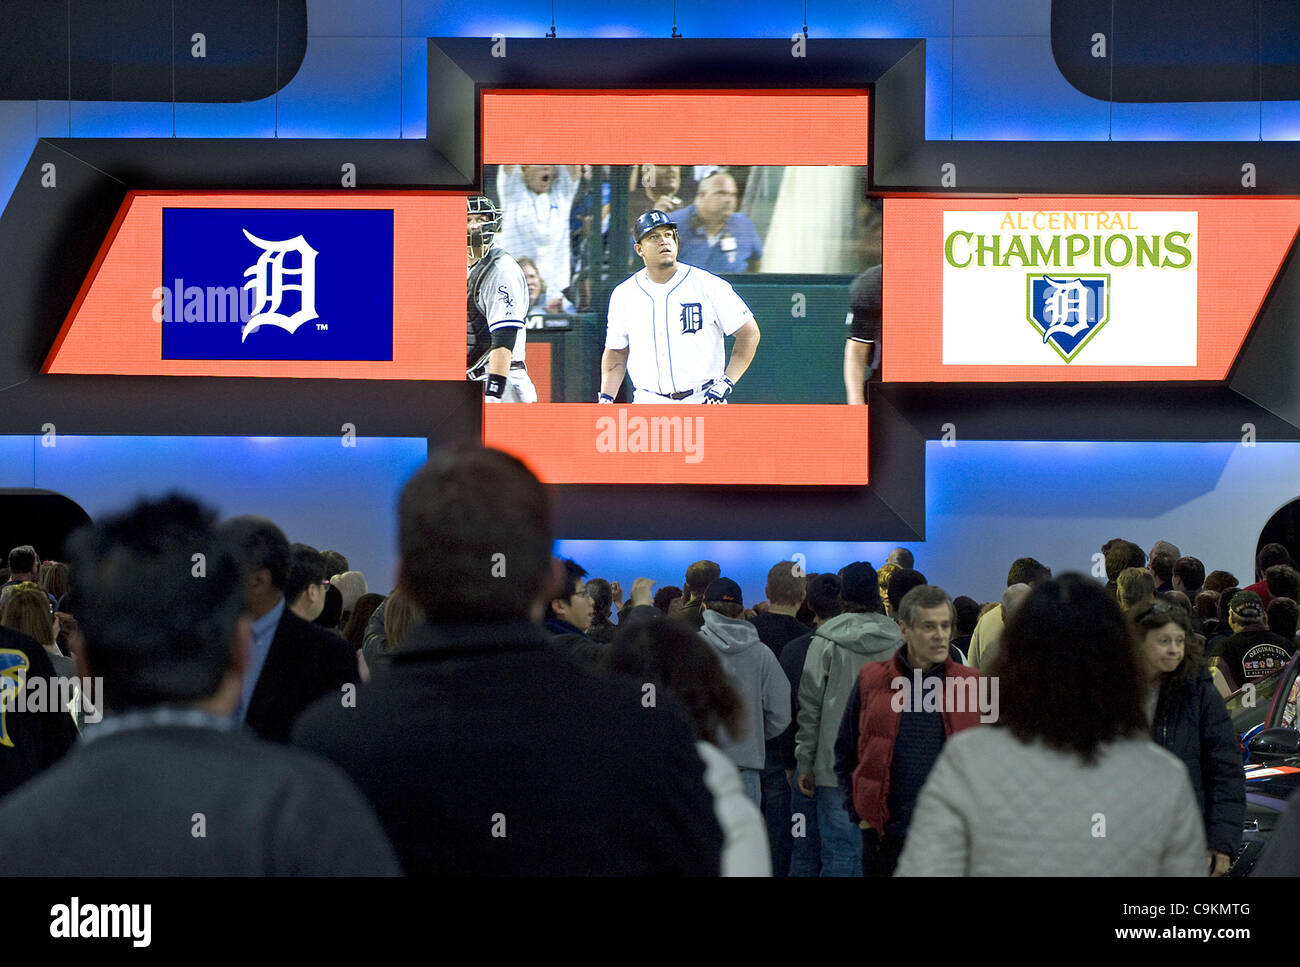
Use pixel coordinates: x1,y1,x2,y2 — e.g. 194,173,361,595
2,447,1300,876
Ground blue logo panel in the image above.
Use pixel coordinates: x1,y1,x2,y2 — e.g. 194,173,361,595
162,208,393,360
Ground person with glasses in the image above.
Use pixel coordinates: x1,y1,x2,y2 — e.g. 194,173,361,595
1136,598,1244,876
545,557,602,665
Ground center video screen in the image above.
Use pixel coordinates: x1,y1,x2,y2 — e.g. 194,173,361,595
472,163,880,406
477,152,879,486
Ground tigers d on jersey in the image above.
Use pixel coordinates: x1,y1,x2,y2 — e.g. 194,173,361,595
604,263,754,398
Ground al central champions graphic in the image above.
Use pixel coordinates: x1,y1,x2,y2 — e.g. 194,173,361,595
942,210,1198,365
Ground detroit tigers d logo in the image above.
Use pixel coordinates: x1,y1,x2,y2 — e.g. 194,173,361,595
680,303,703,334
240,229,320,342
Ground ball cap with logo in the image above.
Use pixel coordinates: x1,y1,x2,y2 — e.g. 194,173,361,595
1230,589,1264,622
634,209,678,242
703,577,743,606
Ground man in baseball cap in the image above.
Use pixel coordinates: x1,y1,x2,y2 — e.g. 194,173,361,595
634,208,677,242
1215,589,1295,691
697,576,790,811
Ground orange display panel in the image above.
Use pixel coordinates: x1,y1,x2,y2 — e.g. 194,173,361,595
44,191,466,379
483,404,867,485
883,196,1300,381
482,90,868,165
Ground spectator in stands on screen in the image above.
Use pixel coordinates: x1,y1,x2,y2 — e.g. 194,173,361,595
844,265,881,404
1,546,56,611
516,256,548,325
1174,556,1206,598
321,550,349,578
216,516,356,743
1268,597,1300,645
496,165,582,312
284,544,329,624
343,593,384,649
628,165,687,229
780,573,842,876
673,172,763,274
1266,564,1300,606
1149,551,1176,595
967,558,1051,669
605,616,769,876
293,445,724,875
584,578,617,645
0,495,399,875
38,562,69,603
894,576,1205,877
1245,544,1295,607
680,561,722,630
1204,570,1239,595
1117,567,1156,615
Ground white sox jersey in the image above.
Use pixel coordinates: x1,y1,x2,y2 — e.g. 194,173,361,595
467,247,528,371
605,263,754,398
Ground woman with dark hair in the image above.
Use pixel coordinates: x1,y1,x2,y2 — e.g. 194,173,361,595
343,592,385,648
605,616,769,875
896,574,1207,876
585,578,617,644
1135,600,1244,876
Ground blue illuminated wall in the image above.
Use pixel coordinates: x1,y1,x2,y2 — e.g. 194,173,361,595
5,0,1300,215
0,435,427,592
560,441,1300,607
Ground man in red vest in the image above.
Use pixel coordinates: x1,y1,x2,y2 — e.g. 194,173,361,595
834,584,983,876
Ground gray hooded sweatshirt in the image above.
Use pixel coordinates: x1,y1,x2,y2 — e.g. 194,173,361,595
795,610,903,787
700,610,792,771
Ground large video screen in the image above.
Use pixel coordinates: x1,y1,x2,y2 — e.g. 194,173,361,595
477,90,875,485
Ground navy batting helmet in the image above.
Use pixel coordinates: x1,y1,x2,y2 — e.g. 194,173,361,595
634,209,677,243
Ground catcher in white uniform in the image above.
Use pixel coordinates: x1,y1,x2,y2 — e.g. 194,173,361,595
600,209,760,404
467,195,538,403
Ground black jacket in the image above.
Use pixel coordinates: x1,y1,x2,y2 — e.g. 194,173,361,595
245,607,357,743
0,626,77,798
1152,661,1245,856
293,619,723,876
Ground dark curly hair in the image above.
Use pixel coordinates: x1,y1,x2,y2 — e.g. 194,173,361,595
603,616,745,745
992,574,1147,764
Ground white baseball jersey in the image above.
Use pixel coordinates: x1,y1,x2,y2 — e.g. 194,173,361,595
605,263,754,398
468,247,528,368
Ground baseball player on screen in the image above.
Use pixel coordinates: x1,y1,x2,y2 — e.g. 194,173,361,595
467,194,538,403
599,210,760,404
